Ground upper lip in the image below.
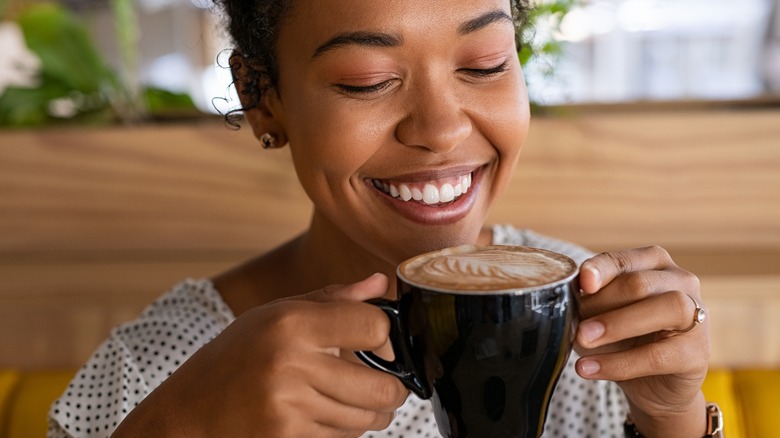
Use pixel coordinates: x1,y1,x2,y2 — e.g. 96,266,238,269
369,164,482,183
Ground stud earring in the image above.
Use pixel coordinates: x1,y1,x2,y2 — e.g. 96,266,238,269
260,133,278,149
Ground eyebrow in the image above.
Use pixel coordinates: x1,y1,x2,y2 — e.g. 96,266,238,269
312,31,403,58
458,10,514,35
311,9,513,59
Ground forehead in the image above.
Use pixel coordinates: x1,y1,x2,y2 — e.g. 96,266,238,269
278,0,513,56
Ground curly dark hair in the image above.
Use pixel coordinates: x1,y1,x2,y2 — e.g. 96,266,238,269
215,0,534,120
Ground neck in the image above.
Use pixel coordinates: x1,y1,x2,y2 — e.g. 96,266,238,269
211,213,397,315
214,210,496,315
292,211,398,295
291,212,496,296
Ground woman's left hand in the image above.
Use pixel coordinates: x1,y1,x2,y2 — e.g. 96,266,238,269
574,245,710,437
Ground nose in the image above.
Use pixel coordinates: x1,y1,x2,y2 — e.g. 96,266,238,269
394,80,472,154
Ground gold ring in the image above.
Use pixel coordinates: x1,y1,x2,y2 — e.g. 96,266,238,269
671,294,706,334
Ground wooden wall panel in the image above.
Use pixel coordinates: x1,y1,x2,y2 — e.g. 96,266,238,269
0,124,310,254
491,109,780,250
1,108,778,369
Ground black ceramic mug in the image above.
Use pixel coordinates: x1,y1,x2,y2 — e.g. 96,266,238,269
356,245,579,438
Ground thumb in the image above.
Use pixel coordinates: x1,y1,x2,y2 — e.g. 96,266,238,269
301,273,390,303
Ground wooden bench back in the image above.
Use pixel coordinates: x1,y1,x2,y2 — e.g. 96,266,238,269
1,107,778,368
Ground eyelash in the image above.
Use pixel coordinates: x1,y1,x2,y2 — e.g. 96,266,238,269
336,61,510,95
337,82,393,95
461,60,510,77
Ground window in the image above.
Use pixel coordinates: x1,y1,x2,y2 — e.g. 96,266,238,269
524,0,779,104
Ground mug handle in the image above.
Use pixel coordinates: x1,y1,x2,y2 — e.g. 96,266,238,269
355,299,431,399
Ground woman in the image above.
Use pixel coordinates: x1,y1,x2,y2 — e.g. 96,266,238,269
48,0,713,436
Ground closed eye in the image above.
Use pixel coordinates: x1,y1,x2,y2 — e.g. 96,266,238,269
334,60,509,95
460,60,510,77
335,80,393,95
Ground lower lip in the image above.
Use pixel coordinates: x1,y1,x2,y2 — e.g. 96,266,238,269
368,168,483,226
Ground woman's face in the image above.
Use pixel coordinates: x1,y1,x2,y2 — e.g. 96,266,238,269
267,0,530,265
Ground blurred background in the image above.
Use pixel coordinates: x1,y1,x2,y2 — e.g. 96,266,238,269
1,0,779,125
525,0,780,104
1,1,779,436
1,0,779,368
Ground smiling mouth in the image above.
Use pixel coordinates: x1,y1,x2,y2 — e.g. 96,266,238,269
371,172,473,206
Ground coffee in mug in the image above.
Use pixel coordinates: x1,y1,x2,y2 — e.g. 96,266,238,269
356,245,579,438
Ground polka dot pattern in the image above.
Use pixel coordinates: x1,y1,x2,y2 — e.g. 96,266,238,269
48,279,233,438
48,225,629,437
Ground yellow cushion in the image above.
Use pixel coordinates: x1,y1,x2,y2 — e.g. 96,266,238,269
0,370,22,436
734,370,780,438
702,369,745,438
1,367,778,437
4,370,74,438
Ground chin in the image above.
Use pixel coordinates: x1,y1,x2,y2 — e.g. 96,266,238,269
378,221,485,266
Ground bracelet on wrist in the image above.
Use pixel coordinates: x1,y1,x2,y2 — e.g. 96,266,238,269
623,402,723,438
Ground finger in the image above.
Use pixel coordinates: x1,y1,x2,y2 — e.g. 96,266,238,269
577,290,701,350
308,388,397,433
288,420,365,438
312,424,365,438
290,414,378,438
580,246,675,294
306,273,390,303
311,355,408,412
575,333,709,381
304,301,392,351
579,269,699,319
316,405,395,435
259,349,398,436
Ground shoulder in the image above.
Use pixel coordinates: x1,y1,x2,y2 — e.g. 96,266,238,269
48,279,235,437
136,278,234,323
490,224,595,265
108,279,234,373
108,278,235,385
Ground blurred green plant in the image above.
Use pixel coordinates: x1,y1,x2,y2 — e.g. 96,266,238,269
0,2,196,127
0,3,122,126
0,1,575,127
109,0,143,121
519,0,579,66
519,0,581,110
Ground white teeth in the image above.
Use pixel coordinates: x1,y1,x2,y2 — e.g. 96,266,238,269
422,184,440,205
440,183,455,203
399,184,412,201
453,182,462,197
376,172,473,205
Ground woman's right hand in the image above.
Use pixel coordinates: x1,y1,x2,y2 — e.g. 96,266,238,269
112,273,408,437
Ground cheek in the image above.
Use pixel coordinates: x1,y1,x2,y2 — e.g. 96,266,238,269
476,78,530,191
479,79,530,158
500,75,530,146
283,88,391,196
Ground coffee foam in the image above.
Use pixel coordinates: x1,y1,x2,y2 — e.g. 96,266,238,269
398,245,577,293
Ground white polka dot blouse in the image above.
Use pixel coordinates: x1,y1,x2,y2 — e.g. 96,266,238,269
48,225,629,437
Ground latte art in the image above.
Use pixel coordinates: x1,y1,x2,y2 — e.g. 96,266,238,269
399,245,577,292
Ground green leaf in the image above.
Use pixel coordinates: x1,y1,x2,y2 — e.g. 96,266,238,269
143,87,197,115
0,83,67,126
17,3,118,94
518,45,534,66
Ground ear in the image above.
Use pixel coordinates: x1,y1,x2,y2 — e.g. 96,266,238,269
230,52,288,146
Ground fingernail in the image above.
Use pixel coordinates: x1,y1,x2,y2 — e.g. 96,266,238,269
584,265,601,286
579,359,601,376
579,321,605,344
